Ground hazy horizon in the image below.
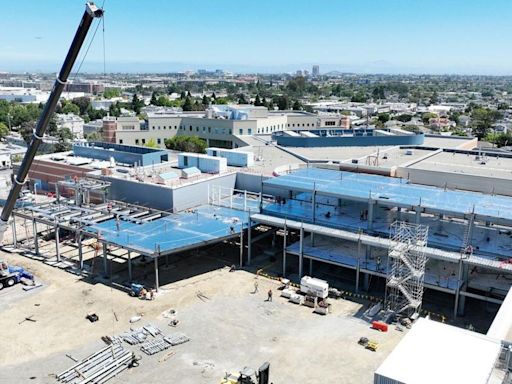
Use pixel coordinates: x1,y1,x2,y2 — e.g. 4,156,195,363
2,0,512,76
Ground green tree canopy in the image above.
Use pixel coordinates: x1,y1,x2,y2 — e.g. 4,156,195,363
0,122,8,140
164,135,206,153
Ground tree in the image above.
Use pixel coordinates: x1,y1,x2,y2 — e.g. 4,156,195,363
0,122,8,140
421,112,437,125
372,86,385,100
164,135,206,153
109,102,121,117
377,113,390,124
150,91,158,105
262,97,268,108
351,92,367,103
182,96,193,111
55,127,73,152
187,91,192,98
86,131,102,142
396,114,413,123
238,94,248,104
145,138,159,148
268,101,274,110
103,88,121,99
131,94,144,114
292,100,302,110
180,91,186,100
471,108,502,139
19,121,35,144
277,95,289,110
430,91,439,104
211,92,216,100
62,102,80,115
202,95,210,107
71,97,91,115
254,94,262,106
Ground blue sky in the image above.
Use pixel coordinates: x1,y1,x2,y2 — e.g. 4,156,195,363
1,0,512,74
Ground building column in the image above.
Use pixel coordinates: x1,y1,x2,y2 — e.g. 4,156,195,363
298,225,304,278
309,258,313,276
247,220,252,266
127,251,132,282
239,228,244,268
78,232,83,270
32,219,39,255
102,243,108,275
11,215,17,248
454,259,468,318
367,199,375,231
55,223,61,262
312,189,317,222
415,206,422,224
154,256,159,292
356,238,361,292
282,222,287,277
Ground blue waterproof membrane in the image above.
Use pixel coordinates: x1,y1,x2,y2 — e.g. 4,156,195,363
264,168,512,221
85,205,250,256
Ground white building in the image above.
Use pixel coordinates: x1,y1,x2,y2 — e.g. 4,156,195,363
115,105,353,149
55,113,85,139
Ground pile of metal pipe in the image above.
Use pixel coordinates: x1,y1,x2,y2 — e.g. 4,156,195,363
56,342,134,384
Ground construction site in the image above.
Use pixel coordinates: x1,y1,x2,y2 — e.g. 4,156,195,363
1,3,512,384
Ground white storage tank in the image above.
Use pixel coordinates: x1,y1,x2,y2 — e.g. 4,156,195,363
300,276,329,299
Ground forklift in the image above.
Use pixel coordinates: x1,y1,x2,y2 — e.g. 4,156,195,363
220,362,270,384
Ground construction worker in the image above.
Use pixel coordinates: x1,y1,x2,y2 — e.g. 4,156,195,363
267,289,273,302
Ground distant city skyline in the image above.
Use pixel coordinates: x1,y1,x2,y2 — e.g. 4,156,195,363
2,0,512,75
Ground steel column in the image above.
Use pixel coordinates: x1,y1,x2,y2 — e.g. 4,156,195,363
55,223,61,262
154,256,159,291
282,221,287,277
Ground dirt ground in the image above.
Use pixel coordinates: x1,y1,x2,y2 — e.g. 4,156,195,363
0,246,406,384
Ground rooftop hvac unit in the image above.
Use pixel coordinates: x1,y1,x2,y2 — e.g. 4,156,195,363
405,149,413,155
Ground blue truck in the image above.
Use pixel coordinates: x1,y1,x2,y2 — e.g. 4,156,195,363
0,261,34,290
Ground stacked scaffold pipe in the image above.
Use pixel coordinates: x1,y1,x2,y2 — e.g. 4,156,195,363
56,342,135,384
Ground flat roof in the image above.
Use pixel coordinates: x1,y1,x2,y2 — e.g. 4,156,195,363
409,150,512,180
375,318,501,384
263,168,512,221
85,205,250,256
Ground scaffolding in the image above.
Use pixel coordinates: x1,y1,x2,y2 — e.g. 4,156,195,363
385,221,429,316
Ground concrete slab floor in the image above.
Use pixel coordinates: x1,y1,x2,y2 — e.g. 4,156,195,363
0,249,405,384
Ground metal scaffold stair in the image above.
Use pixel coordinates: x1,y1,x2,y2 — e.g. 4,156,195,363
385,221,429,315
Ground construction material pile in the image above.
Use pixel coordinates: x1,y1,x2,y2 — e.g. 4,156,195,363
56,342,134,384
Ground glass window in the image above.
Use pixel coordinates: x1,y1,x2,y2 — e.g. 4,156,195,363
157,138,161,144
135,139,139,145
239,129,243,135
248,128,252,135
119,139,123,144
142,139,146,144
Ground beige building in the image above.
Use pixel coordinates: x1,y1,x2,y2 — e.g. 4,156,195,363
115,105,352,149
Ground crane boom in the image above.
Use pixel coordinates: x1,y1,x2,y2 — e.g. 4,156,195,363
0,3,103,239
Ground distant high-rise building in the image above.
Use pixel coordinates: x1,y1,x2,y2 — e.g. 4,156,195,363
312,65,320,77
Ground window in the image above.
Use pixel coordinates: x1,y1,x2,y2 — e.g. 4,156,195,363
196,127,199,132
203,127,206,132
189,126,192,131
287,124,290,127
229,129,232,134
325,121,336,126
135,139,139,145
292,124,295,127
158,126,161,130
208,127,211,133
142,139,146,144
157,138,161,144
248,128,252,135
239,128,243,135
184,156,188,166
175,125,177,129
119,139,123,144
302,123,305,127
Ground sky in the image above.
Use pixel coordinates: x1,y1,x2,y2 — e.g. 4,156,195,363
1,0,512,75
